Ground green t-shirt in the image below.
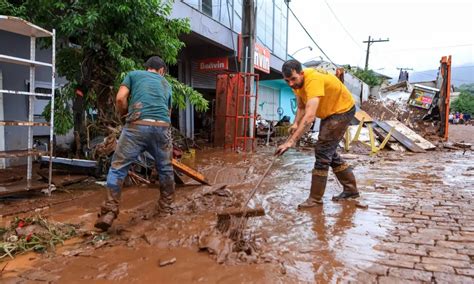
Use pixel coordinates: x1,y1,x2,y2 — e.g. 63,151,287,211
121,70,172,123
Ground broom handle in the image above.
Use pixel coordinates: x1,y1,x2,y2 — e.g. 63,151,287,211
239,155,277,211
239,133,291,211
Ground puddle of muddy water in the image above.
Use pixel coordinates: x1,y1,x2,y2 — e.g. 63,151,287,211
2,148,473,283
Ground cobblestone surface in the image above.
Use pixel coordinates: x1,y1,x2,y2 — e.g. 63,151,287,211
357,150,474,283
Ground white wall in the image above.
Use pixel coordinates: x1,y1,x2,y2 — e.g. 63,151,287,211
258,85,279,121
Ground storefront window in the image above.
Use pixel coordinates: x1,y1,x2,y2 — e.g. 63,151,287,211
255,0,287,60
182,0,233,28
181,0,287,59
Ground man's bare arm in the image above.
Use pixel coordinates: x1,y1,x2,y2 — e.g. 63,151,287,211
293,96,306,125
288,97,319,144
116,85,130,117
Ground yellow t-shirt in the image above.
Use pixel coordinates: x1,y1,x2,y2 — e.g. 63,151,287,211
293,68,354,119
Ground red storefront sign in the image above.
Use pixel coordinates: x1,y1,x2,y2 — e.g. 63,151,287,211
237,34,271,74
254,43,270,74
197,57,229,71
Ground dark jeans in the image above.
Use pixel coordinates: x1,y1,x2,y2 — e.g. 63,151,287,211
106,124,174,195
313,106,356,175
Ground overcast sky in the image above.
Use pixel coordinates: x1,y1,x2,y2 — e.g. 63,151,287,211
287,0,474,78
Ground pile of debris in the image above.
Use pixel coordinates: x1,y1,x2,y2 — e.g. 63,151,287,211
0,216,79,259
343,74,468,153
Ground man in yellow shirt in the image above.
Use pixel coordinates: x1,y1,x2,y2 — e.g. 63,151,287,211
275,59,359,208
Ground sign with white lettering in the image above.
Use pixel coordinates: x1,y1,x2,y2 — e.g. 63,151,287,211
254,43,270,74
237,34,271,74
197,57,229,71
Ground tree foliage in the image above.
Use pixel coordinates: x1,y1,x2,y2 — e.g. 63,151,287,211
451,84,474,115
344,65,383,87
1,0,208,135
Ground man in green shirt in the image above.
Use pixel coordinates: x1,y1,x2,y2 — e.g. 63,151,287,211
95,56,175,231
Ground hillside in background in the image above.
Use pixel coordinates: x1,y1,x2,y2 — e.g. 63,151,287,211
409,64,474,87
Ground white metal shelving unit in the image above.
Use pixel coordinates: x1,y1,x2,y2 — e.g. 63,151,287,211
0,15,55,195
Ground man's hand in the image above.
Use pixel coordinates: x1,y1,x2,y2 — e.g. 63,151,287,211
274,139,296,156
288,123,298,135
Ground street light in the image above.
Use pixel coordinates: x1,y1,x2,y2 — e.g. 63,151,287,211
291,46,313,57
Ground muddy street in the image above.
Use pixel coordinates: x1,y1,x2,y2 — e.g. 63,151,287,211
1,146,474,283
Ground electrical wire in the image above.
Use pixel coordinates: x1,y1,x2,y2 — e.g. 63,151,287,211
285,1,337,66
371,44,474,54
323,0,363,50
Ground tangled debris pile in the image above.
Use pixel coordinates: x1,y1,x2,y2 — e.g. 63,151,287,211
0,216,78,259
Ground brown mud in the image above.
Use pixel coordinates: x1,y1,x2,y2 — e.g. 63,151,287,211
1,145,473,283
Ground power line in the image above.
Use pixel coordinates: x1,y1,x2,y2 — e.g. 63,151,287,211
323,0,362,50
372,44,474,54
285,2,336,66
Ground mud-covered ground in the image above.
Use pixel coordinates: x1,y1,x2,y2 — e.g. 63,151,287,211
448,124,474,143
1,126,473,283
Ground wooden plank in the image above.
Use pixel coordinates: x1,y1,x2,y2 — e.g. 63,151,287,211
374,121,426,153
385,120,436,150
172,159,210,185
372,125,396,143
354,110,373,122
217,206,265,219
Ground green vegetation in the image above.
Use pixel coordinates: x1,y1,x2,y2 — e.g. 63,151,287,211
1,0,208,135
0,216,77,259
344,66,384,87
451,84,474,115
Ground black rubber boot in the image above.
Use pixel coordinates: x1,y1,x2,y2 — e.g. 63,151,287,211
94,190,120,231
298,173,327,209
332,166,359,201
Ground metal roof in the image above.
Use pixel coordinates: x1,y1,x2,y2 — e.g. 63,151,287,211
0,15,52,37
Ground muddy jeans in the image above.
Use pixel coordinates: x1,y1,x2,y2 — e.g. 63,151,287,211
313,106,356,175
106,124,175,202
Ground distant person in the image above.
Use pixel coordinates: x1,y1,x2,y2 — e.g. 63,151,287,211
449,113,454,124
454,112,460,124
275,59,359,208
464,113,471,123
460,113,464,124
95,56,175,231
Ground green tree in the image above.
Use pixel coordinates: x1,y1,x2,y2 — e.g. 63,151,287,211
0,0,208,135
344,65,383,87
451,84,474,115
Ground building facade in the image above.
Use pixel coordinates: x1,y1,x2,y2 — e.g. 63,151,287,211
170,0,290,138
0,0,291,162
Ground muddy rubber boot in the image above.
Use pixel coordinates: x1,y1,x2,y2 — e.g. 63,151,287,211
332,166,359,201
94,190,120,231
156,181,175,217
298,173,327,209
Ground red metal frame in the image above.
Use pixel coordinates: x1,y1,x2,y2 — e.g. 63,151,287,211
234,72,259,151
215,72,259,151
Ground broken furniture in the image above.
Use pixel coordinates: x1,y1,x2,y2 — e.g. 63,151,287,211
0,16,56,195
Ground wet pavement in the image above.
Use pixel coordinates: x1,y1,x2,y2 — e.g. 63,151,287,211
1,146,474,283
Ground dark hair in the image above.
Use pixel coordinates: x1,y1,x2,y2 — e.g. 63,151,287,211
145,56,167,71
282,59,302,77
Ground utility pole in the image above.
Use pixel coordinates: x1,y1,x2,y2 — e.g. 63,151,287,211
363,36,389,71
396,67,413,83
241,0,256,73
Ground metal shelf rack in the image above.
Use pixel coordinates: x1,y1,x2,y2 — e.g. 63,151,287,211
0,15,56,194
